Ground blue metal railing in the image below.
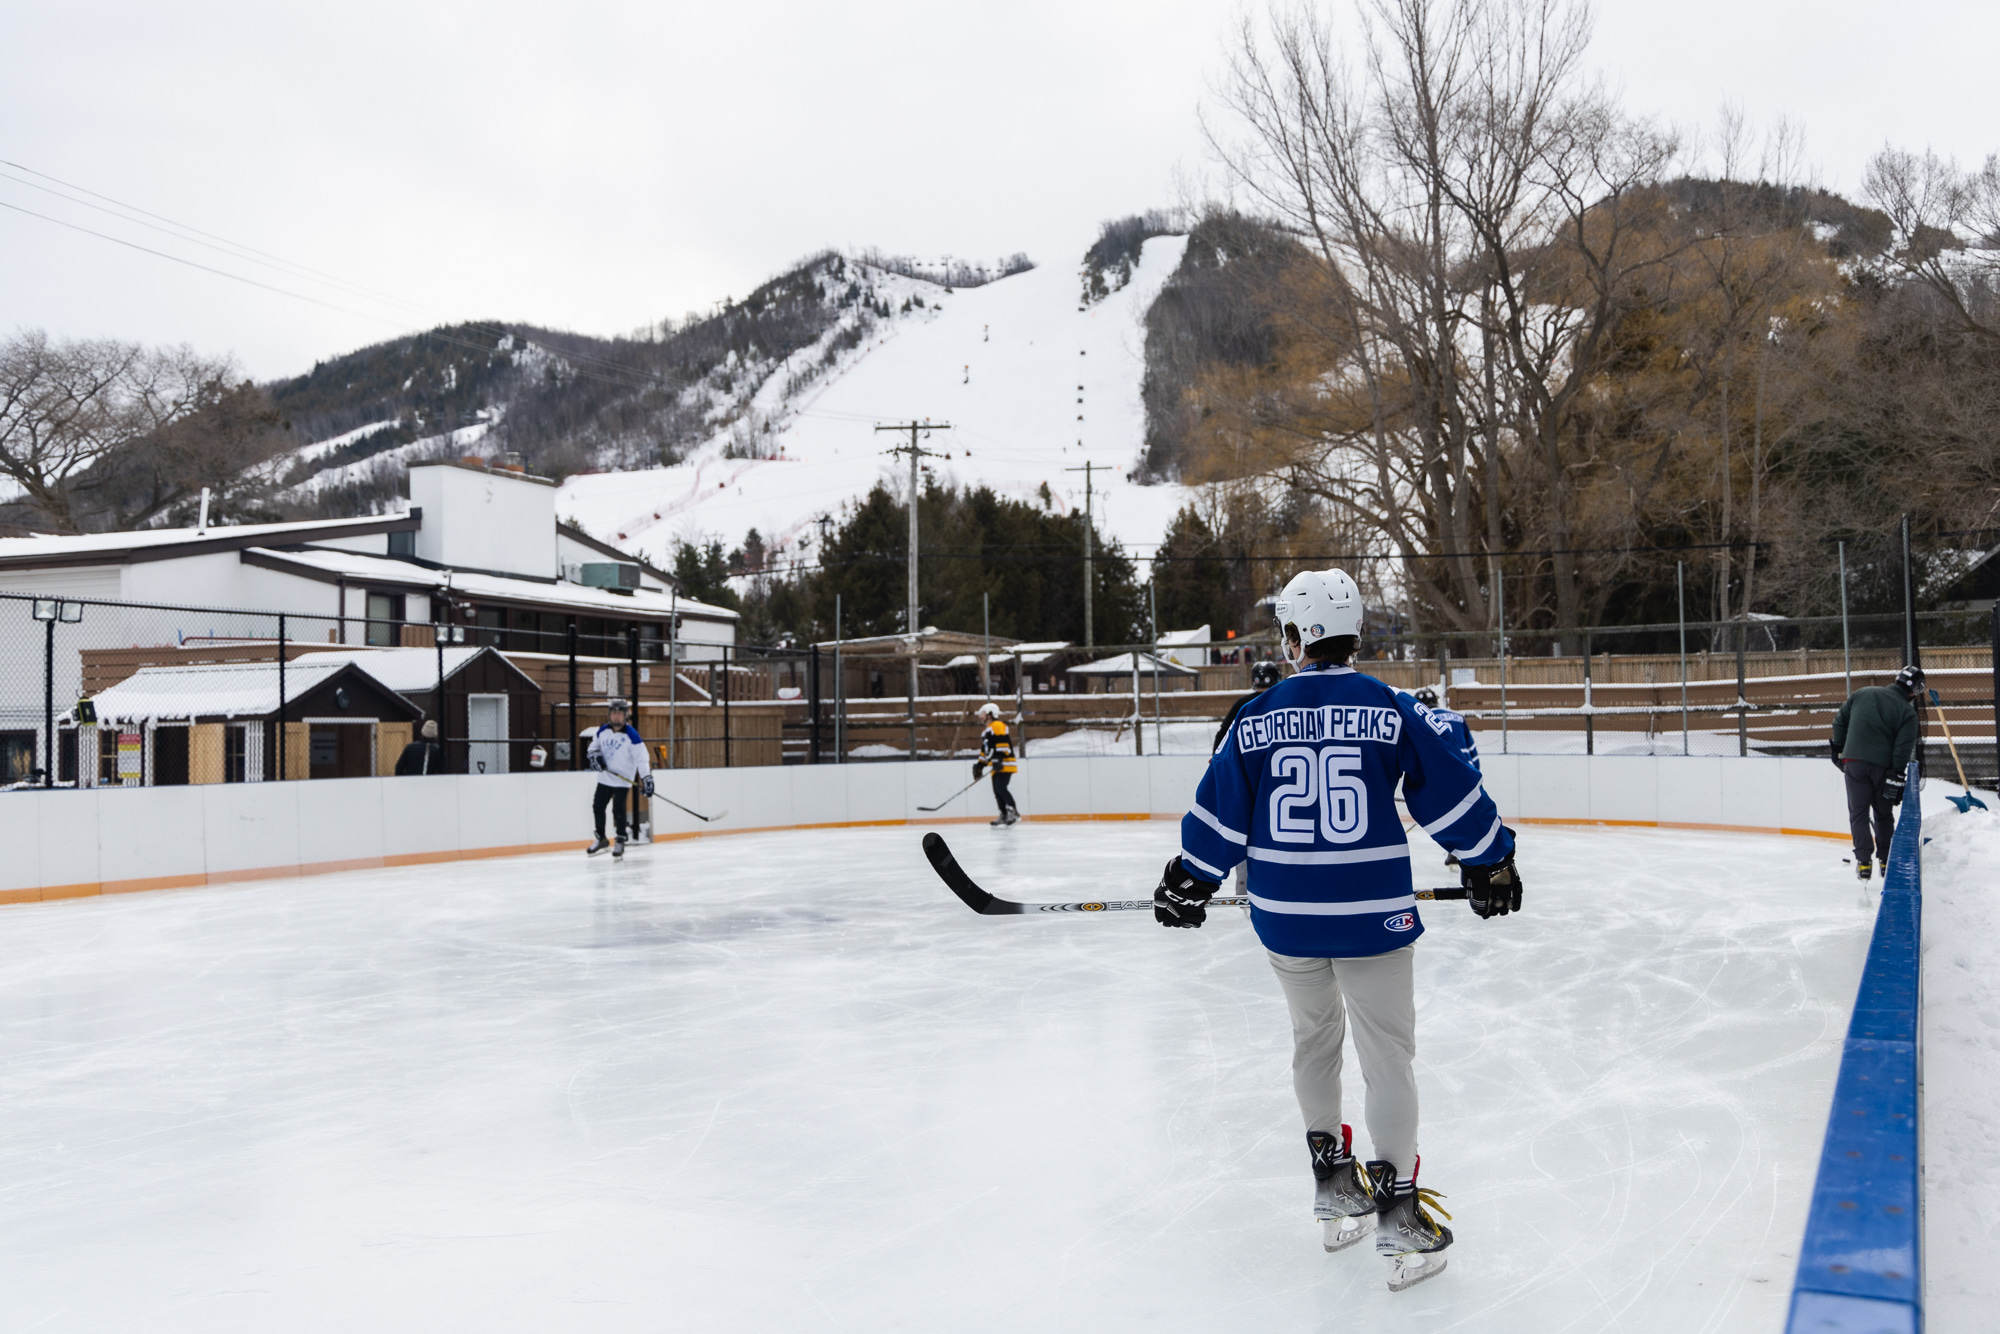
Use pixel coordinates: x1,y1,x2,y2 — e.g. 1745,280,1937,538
1786,761,1924,1333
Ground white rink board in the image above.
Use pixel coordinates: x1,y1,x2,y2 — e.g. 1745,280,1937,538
0,753,1853,903
0,819,1872,1331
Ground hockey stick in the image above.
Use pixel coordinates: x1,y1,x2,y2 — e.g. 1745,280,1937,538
619,774,728,824
917,775,985,812
921,832,1467,915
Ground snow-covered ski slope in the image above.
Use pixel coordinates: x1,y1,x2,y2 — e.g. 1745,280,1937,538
556,234,1196,571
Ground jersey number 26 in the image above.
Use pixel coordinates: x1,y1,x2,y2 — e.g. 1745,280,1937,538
1269,745,1369,844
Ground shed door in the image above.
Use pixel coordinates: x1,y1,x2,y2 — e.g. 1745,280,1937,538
467,694,508,775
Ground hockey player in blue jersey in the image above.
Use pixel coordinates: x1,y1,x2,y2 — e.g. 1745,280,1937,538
1153,568,1522,1292
585,698,653,859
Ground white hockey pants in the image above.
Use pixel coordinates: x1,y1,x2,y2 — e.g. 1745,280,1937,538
1267,945,1418,1170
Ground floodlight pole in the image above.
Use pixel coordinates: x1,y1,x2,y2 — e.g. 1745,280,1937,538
1677,561,1689,756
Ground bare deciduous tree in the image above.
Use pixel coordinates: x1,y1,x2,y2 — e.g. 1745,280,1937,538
0,330,285,533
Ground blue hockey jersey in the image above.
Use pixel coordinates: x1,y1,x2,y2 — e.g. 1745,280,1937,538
1180,664,1512,958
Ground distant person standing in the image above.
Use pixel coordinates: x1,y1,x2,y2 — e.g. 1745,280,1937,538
394,720,446,775
1832,665,1923,881
972,702,1019,827
586,699,652,859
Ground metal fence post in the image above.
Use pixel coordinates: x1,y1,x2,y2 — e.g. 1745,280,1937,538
1677,561,1689,756
566,620,578,770
1838,540,1852,697
42,612,55,788
277,614,287,781
1583,633,1594,756
1736,619,1749,757
1991,602,1999,784
1900,512,1919,668
809,646,821,763
1497,571,1508,756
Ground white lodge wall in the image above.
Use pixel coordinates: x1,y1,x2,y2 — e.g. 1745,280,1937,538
0,755,1851,905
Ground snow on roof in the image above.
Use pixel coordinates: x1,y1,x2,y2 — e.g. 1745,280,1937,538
250,547,739,622
1157,627,1210,645
87,658,384,724
0,512,405,562
293,646,507,694
1065,651,1197,676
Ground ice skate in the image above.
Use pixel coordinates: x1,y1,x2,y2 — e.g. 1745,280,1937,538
1366,1160,1452,1291
612,836,627,859
1855,860,1872,881
585,836,610,856
1309,1127,1377,1221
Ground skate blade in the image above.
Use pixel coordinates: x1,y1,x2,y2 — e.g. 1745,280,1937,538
1323,1217,1370,1252
1386,1252,1447,1291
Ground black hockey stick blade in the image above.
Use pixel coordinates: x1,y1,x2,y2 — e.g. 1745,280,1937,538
922,832,1464,914
923,832,1018,913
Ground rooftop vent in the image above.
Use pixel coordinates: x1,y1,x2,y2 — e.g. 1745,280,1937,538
578,562,640,591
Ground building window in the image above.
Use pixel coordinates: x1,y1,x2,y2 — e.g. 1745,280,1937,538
365,592,406,647
225,726,247,782
388,530,416,557
0,731,35,783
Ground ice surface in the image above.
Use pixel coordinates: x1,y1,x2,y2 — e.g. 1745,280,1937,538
0,821,1877,1331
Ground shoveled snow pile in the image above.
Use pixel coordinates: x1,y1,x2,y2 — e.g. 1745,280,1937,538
1917,786,2000,1327
556,232,1195,572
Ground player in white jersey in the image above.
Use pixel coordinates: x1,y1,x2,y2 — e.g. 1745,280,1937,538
1153,568,1523,1290
585,699,652,859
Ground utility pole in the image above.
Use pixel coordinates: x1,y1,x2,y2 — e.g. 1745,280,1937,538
1064,459,1103,653
877,422,952,639
878,420,950,759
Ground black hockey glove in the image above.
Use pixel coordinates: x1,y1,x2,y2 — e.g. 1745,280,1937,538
1883,774,1906,805
1153,855,1219,928
1829,739,1844,770
973,760,987,780
641,774,655,798
586,750,604,772
1461,849,1522,919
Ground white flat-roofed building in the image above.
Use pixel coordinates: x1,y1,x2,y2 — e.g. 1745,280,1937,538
0,460,736,781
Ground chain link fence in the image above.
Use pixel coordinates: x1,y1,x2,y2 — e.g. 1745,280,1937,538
4,592,1994,790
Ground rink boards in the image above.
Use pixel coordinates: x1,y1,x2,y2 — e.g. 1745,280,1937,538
0,752,1855,905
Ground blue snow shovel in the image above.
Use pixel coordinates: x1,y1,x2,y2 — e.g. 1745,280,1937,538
1927,688,1989,812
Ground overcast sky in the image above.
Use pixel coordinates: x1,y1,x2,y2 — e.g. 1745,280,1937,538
5,1,1996,381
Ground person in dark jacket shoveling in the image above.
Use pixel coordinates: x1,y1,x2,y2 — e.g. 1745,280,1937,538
1831,665,1923,881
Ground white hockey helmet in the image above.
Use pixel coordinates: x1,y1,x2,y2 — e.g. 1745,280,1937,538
977,702,1002,718
1273,568,1363,663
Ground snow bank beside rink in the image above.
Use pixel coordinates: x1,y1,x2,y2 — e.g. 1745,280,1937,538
0,753,1857,905
1919,793,2000,1330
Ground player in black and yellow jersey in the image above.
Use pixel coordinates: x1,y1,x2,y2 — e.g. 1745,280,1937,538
972,702,1020,826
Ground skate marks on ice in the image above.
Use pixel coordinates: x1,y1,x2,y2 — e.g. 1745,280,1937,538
0,823,1871,1332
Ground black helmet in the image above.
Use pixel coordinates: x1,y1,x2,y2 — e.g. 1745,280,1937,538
1893,665,1926,697
1251,660,1283,690
1412,687,1438,708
